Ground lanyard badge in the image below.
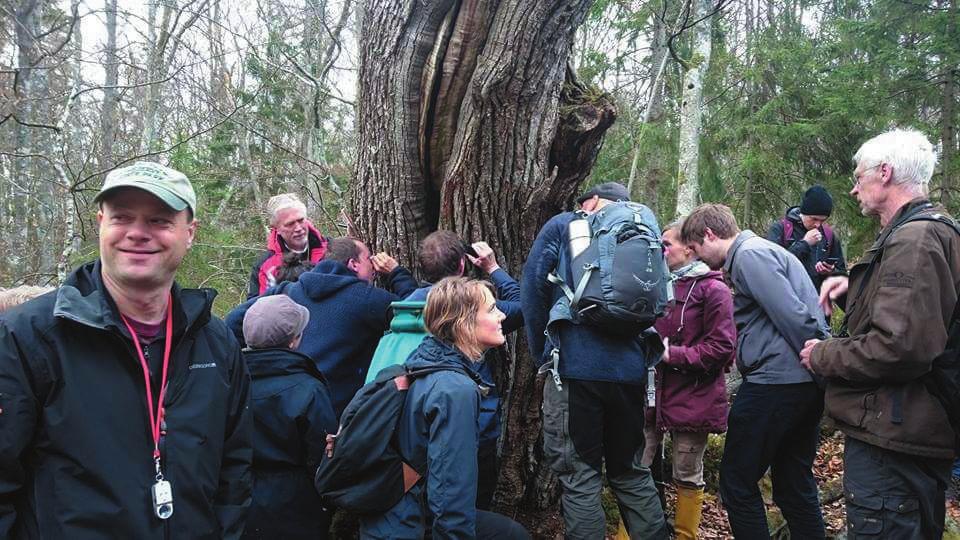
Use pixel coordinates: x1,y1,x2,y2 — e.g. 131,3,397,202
121,295,175,520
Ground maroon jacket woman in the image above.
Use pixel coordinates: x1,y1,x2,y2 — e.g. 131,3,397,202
640,224,736,540
652,266,736,433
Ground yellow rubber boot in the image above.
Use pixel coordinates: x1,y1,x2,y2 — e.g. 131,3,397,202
615,519,630,540
674,485,705,540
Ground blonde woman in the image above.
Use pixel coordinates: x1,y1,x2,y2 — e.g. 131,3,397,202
361,277,529,539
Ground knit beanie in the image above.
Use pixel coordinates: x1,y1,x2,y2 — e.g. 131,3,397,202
800,185,833,217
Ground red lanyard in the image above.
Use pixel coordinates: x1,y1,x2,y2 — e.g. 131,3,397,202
120,295,173,461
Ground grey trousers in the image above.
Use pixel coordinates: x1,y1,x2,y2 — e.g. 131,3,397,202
844,436,951,539
542,378,666,539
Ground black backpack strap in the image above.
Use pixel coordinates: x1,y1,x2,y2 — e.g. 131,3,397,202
405,364,489,394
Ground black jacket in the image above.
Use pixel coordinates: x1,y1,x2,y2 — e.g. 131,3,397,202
0,261,252,539
766,206,847,292
242,348,337,539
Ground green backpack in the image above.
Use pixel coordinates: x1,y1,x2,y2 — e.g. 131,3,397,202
364,301,429,384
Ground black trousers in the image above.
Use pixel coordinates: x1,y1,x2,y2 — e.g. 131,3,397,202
844,436,951,539
719,381,826,539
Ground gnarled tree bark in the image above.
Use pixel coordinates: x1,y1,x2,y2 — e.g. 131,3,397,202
349,0,615,531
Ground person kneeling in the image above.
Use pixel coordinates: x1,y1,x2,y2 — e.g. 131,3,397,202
360,277,530,540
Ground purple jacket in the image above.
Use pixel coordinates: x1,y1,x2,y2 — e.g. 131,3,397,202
650,267,736,433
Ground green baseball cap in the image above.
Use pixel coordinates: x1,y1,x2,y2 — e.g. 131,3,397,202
94,161,197,216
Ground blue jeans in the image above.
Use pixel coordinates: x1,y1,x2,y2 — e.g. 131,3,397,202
719,381,825,539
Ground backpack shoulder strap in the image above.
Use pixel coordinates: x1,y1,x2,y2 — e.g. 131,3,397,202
405,363,485,388
842,205,954,331
781,218,793,246
822,223,833,250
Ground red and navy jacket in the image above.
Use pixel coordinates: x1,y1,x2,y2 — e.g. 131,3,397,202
247,220,327,299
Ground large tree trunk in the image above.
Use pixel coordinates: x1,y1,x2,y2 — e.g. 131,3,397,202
675,0,713,217
349,0,614,531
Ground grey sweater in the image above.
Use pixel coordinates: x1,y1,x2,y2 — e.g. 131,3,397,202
723,231,830,384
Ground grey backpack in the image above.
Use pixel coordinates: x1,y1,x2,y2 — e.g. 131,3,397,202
548,201,671,336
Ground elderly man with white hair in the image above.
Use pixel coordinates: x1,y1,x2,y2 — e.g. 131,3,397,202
247,193,329,298
800,129,960,538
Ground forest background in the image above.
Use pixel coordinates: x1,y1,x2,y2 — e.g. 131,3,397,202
1,0,958,536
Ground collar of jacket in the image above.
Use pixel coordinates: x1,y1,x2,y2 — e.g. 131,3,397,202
52,260,215,341
266,218,325,254
672,260,711,280
406,336,492,388
243,347,327,382
873,197,935,247
785,206,803,223
723,230,758,275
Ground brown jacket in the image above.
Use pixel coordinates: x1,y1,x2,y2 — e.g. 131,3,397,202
811,198,960,459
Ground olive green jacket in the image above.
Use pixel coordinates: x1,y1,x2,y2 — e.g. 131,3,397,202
811,198,960,459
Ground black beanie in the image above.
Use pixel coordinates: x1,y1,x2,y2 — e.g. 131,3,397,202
800,185,833,217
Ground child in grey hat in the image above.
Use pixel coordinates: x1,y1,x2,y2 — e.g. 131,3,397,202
241,295,337,539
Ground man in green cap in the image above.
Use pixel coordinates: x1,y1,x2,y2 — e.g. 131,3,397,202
0,161,252,538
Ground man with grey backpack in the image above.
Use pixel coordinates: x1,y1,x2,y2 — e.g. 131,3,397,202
521,182,668,539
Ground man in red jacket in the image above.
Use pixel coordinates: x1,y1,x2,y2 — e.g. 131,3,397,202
247,193,328,298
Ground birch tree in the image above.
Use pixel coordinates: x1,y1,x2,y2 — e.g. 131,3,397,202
675,0,713,216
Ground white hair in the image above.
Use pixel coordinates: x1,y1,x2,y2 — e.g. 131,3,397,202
266,193,307,226
854,128,938,196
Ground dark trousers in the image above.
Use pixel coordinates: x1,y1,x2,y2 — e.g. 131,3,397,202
719,381,825,539
844,436,951,539
476,510,531,540
476,444,498,510
543,378,666,539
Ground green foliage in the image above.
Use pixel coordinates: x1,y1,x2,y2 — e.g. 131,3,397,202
586,0,958,260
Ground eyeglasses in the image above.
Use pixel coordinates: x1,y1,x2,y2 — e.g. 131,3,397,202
852,163,883,187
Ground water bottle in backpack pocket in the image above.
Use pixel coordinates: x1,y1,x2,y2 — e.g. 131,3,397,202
550,201,672,336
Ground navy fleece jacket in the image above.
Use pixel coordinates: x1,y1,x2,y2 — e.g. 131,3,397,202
227,260,418,416
521,212,659,385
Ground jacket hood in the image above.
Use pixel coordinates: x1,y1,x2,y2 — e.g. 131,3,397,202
676,267,724,284
785,206,802,222
296,259,366,301
671,260,712,281
404,336,487,385
243,347,326,381
53,260,216,338
266,218,325,254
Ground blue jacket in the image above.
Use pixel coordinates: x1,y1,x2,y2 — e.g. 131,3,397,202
242,347,337,540
521,212,659,385
360,337,487,539
402,269,524,449
227,260,418,417
404,268,524,331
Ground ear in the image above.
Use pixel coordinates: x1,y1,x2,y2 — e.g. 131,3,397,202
346,258,359,273
458,257,466,276
879,163,893,184
704,227,716,242
96,209,104,226
186,219,198,248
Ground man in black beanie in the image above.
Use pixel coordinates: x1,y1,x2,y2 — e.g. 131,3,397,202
767,185,847,292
